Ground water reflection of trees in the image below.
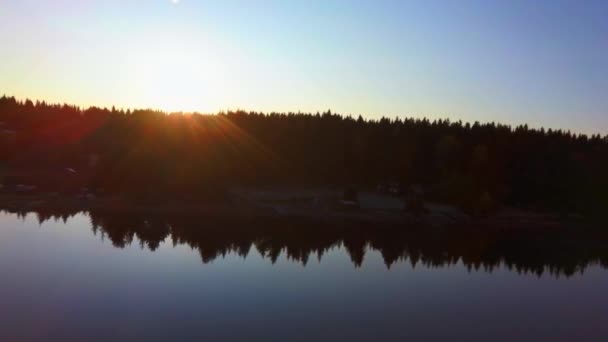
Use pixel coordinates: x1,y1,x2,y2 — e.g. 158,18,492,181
9,208,608,277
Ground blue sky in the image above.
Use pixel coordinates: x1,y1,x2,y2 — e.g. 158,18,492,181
1,0,607,133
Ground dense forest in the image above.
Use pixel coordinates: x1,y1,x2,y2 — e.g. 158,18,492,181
0,95,607,219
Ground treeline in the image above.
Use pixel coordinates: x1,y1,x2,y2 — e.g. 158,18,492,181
1,95,607,218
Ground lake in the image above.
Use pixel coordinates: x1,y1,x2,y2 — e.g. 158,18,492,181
0,210,607,341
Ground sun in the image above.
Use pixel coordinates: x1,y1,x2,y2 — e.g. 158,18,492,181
129,42,227,113
171,0,179,4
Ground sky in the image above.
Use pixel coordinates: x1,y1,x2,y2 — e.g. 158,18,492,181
1,0,607,134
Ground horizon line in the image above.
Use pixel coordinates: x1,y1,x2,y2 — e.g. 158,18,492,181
2,94,605,138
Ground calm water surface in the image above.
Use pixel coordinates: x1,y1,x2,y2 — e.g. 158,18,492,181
0,212,607,341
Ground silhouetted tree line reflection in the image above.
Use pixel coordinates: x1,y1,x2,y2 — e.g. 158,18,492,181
8,207,608,278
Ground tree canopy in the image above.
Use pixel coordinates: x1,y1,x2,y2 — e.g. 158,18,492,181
1,95,607,219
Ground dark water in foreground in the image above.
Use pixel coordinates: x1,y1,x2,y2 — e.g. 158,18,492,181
0,212,607,341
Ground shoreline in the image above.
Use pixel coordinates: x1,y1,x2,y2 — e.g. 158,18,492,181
0,192,586,230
